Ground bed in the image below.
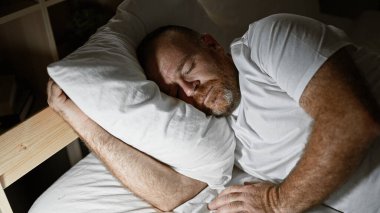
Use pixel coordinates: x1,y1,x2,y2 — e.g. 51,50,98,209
1,0,380,212
28,153,341,213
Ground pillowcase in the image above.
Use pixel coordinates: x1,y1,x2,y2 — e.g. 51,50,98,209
47,0,235,188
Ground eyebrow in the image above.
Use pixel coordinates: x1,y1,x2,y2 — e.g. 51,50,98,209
176,54,192,73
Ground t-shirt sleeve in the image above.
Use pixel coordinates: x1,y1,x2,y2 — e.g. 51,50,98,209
244,13,352,102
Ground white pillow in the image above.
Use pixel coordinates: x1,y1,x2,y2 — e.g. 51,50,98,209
48,0,235,188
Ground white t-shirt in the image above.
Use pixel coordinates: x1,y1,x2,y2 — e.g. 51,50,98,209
228,14,380,212
229,14,351,182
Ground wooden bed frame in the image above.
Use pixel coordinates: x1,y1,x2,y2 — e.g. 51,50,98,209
0,107,78,213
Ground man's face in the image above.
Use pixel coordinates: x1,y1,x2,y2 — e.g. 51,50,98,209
146,33,240,116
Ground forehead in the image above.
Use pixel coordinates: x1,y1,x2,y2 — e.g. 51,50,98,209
147,38,194,81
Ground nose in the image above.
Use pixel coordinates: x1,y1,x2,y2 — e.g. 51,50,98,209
179,79,200,97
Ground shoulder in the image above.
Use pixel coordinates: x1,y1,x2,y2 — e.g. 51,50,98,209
250,13,322,29
232,13,320,45
245,13,326,40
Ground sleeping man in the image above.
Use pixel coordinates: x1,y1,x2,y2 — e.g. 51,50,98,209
47,14,380,212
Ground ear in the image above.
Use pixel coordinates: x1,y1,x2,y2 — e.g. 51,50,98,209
200,33,223,51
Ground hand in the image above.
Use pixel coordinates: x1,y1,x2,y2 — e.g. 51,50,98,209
208,182,283,213
47,79,70,115
47,79,89,124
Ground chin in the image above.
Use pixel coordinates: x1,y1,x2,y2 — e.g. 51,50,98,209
212,89,239,116
209,102,234,117
201,85,240,117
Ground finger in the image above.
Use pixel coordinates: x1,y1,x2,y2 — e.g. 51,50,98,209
209,192,243,210
214,201,245,213
47,79,53,99
219,185,243,195
219,185,244,197
51,82,63,97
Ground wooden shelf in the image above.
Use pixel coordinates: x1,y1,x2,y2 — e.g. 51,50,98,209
0,108,78,188
0,1,122,212
0,0,67,24
0,11,54,97
0,2,39,24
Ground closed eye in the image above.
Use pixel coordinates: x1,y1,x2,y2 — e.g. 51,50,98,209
184,60,195,75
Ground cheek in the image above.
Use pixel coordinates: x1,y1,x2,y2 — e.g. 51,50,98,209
194,57,220,78
194,81,222,105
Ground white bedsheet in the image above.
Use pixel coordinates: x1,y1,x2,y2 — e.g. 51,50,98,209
29,153,339,213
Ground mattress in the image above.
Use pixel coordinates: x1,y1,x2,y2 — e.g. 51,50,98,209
29,153,339,213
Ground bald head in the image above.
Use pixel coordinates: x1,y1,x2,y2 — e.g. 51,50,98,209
137,25,202,72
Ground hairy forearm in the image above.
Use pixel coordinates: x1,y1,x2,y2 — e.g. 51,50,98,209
271,49,380,212
56,101,206,211
277,109,379,212
78,120,205,211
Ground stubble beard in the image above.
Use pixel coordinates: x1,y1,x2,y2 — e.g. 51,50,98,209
193,50,241,116
211,88,234,116
194,80,240,117
211,86,240,117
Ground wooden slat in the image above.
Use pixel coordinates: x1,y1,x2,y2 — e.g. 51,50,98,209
0,186,12,213
0,107,78,188
39,0,59,61
0,4,40,25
